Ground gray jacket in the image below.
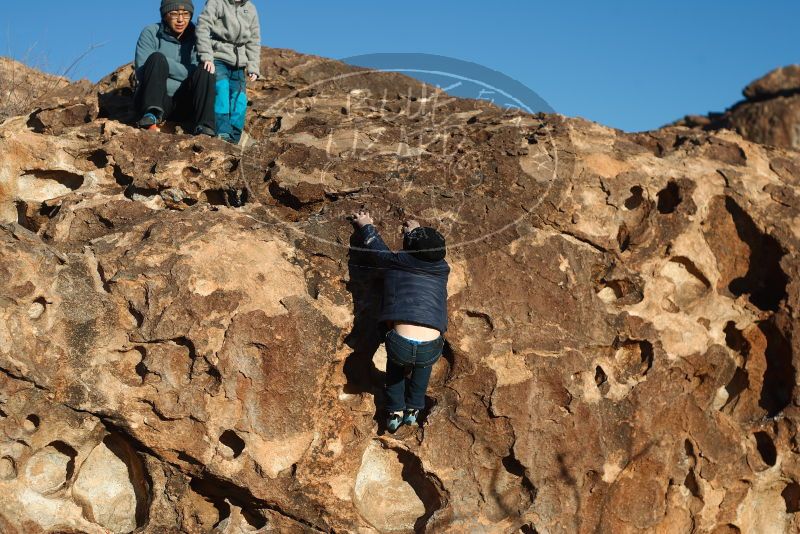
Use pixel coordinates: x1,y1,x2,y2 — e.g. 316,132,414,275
196,0,261,74
134,23,199,97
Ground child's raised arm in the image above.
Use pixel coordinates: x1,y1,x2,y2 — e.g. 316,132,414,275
349,210,416,270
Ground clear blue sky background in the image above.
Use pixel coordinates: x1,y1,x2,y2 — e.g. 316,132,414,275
1,1,797,132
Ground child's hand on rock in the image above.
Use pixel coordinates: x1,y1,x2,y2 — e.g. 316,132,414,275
402,220,420,234
248,72,258,82
349,209,373,228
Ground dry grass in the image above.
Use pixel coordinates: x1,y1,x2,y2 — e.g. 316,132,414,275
0,44,104,122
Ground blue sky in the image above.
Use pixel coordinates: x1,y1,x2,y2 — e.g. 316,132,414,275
2,1,797,132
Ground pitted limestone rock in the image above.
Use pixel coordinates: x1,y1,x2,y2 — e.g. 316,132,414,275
0,48,799,533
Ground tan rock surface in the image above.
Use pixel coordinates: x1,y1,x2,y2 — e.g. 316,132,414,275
0,48,798,533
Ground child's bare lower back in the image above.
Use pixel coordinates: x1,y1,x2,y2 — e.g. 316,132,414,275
393,322,441,341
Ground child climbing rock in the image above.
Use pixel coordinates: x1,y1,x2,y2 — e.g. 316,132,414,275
196,0,261,144
349,209,450,433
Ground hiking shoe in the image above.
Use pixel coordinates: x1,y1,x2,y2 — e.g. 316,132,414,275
194,124,215,137
217,133,234,143
403,409,420,427
387,412,403,433
137,112,160,129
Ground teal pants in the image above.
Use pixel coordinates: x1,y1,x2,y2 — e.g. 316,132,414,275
214,60,247,143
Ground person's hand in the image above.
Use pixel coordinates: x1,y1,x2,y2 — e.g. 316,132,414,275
349,208,373,229
203,61,216,74
402,220,420,234
248,72,258,82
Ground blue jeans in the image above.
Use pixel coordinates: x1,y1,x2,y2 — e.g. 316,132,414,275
384,330,444,412
214,61,247,143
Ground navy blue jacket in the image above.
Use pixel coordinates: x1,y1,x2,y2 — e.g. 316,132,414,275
355,224,450,333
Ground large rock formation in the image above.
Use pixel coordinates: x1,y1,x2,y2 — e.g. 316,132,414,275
677,65,800,150
1,48,799,533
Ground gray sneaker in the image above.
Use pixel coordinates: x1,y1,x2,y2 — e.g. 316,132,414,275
387,412,403,433
194,125,215,137
403,409,420,427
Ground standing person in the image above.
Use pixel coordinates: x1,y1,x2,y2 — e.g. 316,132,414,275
196,0,262,144
349,209,450,433
134,1,216,135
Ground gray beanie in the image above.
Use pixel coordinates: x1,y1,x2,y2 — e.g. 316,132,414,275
161,0,195,17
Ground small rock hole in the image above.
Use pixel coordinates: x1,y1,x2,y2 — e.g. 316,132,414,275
394,447,445,532
502,452,536,499
657,181,682,214
723,368,749,411
87,149,109,169
133,347,147,382
724,197,788,311
134,361,147,381
113,165,134,187
15,201,31,229
23,414,40,433
22,169,84,191
182,166,202,179
203,189,228,206
213,501,232,526
670,256,712,289
684,469,701,498
724,321,750,356
684,439,695,459
783,482,800,513
128,303,145,329
617,225,630,252
242,509,267,529
226,159,240,173
219,430,245,459
754,431,777,466
0,456,16,480
757,320,795,418
48,440,78,481
594,366,607,387
624,186,644,210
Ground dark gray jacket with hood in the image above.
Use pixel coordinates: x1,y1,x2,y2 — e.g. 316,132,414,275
134,22,199,97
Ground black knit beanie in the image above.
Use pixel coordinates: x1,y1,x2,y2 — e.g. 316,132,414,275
403,227,446,262
161,0,195,17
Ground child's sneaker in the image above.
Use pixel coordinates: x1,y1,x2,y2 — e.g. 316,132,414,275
387,411,403,433
403,409,420,427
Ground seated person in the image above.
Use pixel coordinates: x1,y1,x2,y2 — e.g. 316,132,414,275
133,0,215,135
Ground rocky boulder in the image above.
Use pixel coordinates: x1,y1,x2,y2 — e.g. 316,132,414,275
0,48,799,533
0,56,80,123
676,65,800,150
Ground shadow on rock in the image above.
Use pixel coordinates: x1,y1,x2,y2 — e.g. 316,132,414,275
344,233,386,417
